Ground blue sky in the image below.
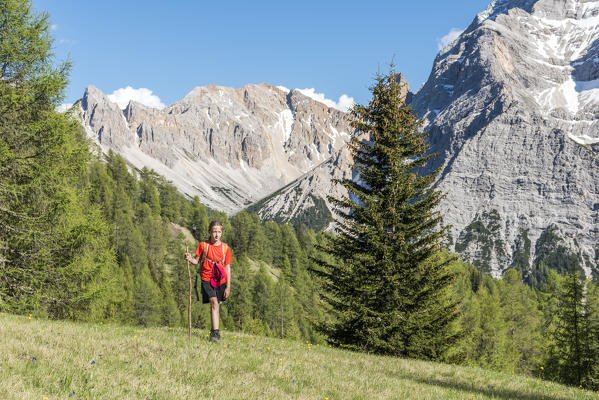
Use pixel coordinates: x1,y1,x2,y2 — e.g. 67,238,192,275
35,0,491,110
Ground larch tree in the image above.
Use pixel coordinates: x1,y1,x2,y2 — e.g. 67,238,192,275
0,0,118,317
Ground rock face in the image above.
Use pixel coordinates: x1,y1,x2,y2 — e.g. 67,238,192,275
80,83,352,215
410,0,599,279
247,143,354,231
251,73,413,230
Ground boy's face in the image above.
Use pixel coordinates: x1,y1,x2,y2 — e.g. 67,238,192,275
210,225,222,243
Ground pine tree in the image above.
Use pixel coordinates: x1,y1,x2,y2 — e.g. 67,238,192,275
134,262,163,326
188,197,209,242
139,168,162,216
226,255,254,330
157,267,180,326
251,264,276,335
312,67,459,359
549,272,587,386
582,280,599,389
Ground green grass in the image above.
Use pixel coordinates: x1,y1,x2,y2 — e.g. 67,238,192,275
1,313,597,400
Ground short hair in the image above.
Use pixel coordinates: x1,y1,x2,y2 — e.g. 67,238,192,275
209,220,223,232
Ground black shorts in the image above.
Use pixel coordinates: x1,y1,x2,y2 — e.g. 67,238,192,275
200,280,226,304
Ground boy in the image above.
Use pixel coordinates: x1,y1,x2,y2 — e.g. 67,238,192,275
185,221,232,342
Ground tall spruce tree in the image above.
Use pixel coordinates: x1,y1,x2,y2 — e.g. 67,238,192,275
312,67,459,359
548,272,594,387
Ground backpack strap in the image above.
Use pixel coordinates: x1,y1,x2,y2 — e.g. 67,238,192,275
201,242,226,265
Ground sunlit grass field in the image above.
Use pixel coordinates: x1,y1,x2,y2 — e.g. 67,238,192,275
1,312,597,400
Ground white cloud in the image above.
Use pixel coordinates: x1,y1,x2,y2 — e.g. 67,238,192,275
51,24,58,31
297,88,355,112
107,86,165,110
437,28,464,51
336,94,355,112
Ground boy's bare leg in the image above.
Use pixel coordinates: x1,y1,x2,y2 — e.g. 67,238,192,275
210,297,219,331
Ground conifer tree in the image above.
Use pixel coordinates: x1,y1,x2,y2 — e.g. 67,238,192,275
139,168,162,216
548,272,595,387
312,67,458,359
157,267,180,326
0,0,116,316
134,262,163,326
226,255,254,330
498,268,543,374
582,280,599,389
188,197,209,242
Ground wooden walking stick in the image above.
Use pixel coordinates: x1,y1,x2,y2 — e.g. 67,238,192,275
186,242,192,339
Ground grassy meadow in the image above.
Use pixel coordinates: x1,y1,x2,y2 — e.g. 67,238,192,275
1,312,597,400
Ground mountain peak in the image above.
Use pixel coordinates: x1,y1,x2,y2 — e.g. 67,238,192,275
79,84,352,215
477,0,599,23
411,0,599,278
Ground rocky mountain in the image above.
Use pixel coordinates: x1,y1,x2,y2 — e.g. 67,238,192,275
79,0,599,282
80,83,352,215
409,0,599,280
246,73,412,231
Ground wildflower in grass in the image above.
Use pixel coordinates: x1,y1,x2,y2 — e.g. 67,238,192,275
28,314,32,320
32,357,37,361
91,360,95,365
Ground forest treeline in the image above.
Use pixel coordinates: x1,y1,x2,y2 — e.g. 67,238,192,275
1,0,598,391
84,152,327,342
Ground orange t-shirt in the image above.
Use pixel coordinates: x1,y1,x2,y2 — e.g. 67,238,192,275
195,241,232,283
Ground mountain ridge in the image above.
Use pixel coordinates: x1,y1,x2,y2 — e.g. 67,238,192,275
79,83,353,215
410,0,599,278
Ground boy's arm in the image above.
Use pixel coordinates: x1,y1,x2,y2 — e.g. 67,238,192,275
186,242,204,265
185,252,200,265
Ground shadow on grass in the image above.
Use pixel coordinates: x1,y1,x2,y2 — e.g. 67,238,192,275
389,369,579,400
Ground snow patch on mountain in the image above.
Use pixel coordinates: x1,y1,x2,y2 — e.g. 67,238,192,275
535,78,579,113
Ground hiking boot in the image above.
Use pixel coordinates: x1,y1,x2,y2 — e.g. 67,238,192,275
210,329,221,343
